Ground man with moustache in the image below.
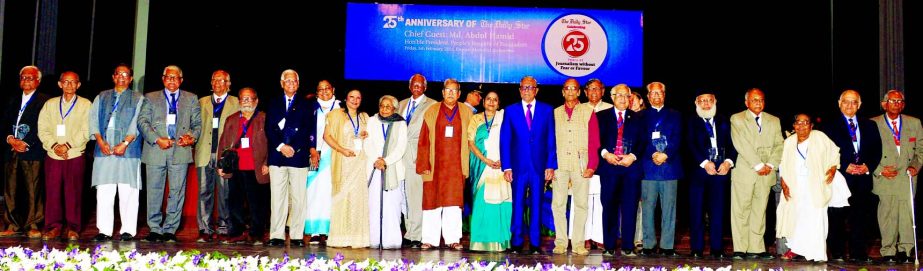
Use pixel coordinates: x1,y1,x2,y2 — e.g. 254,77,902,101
398,73,436,248
194,70,239,242
685,89,736,258
574,78,612,249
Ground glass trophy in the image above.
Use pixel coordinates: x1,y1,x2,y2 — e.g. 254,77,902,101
14,124,29,140
653,136,669,153
708,147,726,164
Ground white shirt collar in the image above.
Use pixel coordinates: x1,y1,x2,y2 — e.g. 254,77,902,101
887,114,901,124
651,105,664,111
410,94,426,104
319,97,338,109
22,91,34,101
521,99,536,108
164,88,179,95
212,93,228,103
748,110,763,119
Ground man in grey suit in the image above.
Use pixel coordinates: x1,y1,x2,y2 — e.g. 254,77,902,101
138,65,202,243
729,88,783,259
872,89,923,264
398,73,436,248
193,70,239,242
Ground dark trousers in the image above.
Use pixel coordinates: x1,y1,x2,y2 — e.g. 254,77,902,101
689,173,729,252
511,169,543,247
228,170,269,238
44,155,85,232
600,169,641,250
828,189,877,259
3,155,43,231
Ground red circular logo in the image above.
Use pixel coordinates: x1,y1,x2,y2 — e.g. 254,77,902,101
562,30,589,57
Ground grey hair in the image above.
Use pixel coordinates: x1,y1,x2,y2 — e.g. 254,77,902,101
162,65,183,77
610,84,630,96
379,95,399,108
646,81,665,93
745,88,763,101
838,89,861,103
585,78,603,89
882,89,904,102
20,66,42,81
443,78,459,88
521,75,538,85
280,69,300,81
409,73,427,87
212,70,231,82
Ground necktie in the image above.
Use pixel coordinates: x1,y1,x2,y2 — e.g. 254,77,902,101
406,100,416,123
286,98,293,112
216,97,222,104
755,116,762,133
615,111,624,155
705,118,714,138
848,118,857,142
893,120,901,146
526,104,533,130
168,93,177,138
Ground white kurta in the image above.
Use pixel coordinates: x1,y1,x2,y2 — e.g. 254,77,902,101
305,100,340,235
365,115,408,249
784,142,829,261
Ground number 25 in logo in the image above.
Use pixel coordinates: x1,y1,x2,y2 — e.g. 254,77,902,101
562,31,589,57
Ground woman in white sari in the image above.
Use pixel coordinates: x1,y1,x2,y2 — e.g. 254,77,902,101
364,95,408,249
777,113,845,262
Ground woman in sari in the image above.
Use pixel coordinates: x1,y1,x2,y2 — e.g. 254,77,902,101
305,80,340,244
365,95,407,249
467,91,512,252
776,113,844,262
324,89,370,248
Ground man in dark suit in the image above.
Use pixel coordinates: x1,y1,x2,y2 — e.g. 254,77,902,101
821,89,881,263
500,75,557,254
264,69,317,247
596,84,645,256
685,89,736,259
639,82,683,257
1,66,49,238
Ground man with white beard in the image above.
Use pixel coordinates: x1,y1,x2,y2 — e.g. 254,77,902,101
685,89,736,259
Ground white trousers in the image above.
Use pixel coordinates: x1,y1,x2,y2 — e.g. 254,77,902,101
422,206,462,245
269,166,308,240
96,183,140,236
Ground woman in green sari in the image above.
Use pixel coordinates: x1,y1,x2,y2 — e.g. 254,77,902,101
467,91,512,252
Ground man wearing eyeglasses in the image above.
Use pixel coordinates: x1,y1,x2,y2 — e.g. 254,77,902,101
872,89,923,263
398,73,436,248
138,65,202,243
1,66,50,238
500,75,557,254
264,69,317,247
550,78,599,255
36,71,92,241
193,70,239,243
820,90,881,263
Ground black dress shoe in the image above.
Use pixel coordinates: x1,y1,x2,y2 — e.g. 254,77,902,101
690,250,703,258
309,235,322,244
757,252,775,260
711,252,729,259
93,233,112,242
602,250,615,256
732,252,746,260
639,248,655,257
660,249,679,257
142,232,162,243
620,249,637,257
120,233,133,242
529,247,544,255
267,238,285,247
849,256,874,264
401,238,413,248
162,233,178,243
508,245,523,254
290,239,305,247
829,254,844,262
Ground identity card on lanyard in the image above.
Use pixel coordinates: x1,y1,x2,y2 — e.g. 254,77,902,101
444,105,458,138
58,97,77,136
348,112,363,151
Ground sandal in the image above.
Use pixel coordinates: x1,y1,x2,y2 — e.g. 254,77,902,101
781,250,796,260
420,243,435,250
449,243,464,250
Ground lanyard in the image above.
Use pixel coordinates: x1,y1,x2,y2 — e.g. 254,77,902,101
348,111,360,136
382,123,389,141
240,113,251,138
59,96,77,121
163,90,179,113
443,105,459,123
887,115,901,144
484,112,495,133
19,94,34,118
318,101,331,114
111,91,122,114
213,97,226,114
797,144,807,160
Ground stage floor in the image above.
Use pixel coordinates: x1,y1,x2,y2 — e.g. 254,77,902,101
1,236,919,271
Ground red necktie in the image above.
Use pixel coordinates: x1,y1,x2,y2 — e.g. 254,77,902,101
893,120,901,146
615,111,624,155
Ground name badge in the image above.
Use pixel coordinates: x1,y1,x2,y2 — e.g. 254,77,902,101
56,124,66,136
277,118,286,129
352,138,363,152
212,117,220,129
167,114,177,125
651,131,661,139
241,137,250,148
445,125,454,138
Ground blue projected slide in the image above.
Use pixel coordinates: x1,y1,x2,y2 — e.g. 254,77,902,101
345,3,643,85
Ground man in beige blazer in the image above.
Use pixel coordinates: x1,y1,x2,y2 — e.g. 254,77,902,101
193,70,239,242
872,89,923,263
729,88,783,259
398,73,436,248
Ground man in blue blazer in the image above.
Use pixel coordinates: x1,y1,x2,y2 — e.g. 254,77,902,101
685,89,736,259
596,84,646,256
639,82,683,257
500,75,557,254
264,69,317,247
821,90,881,263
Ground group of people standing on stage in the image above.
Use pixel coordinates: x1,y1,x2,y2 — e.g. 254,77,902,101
2,64,921,264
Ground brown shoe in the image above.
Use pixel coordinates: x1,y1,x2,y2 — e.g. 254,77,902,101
67,230,79,241
27,229,42,239
0,229,18,237
42,228,60,241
